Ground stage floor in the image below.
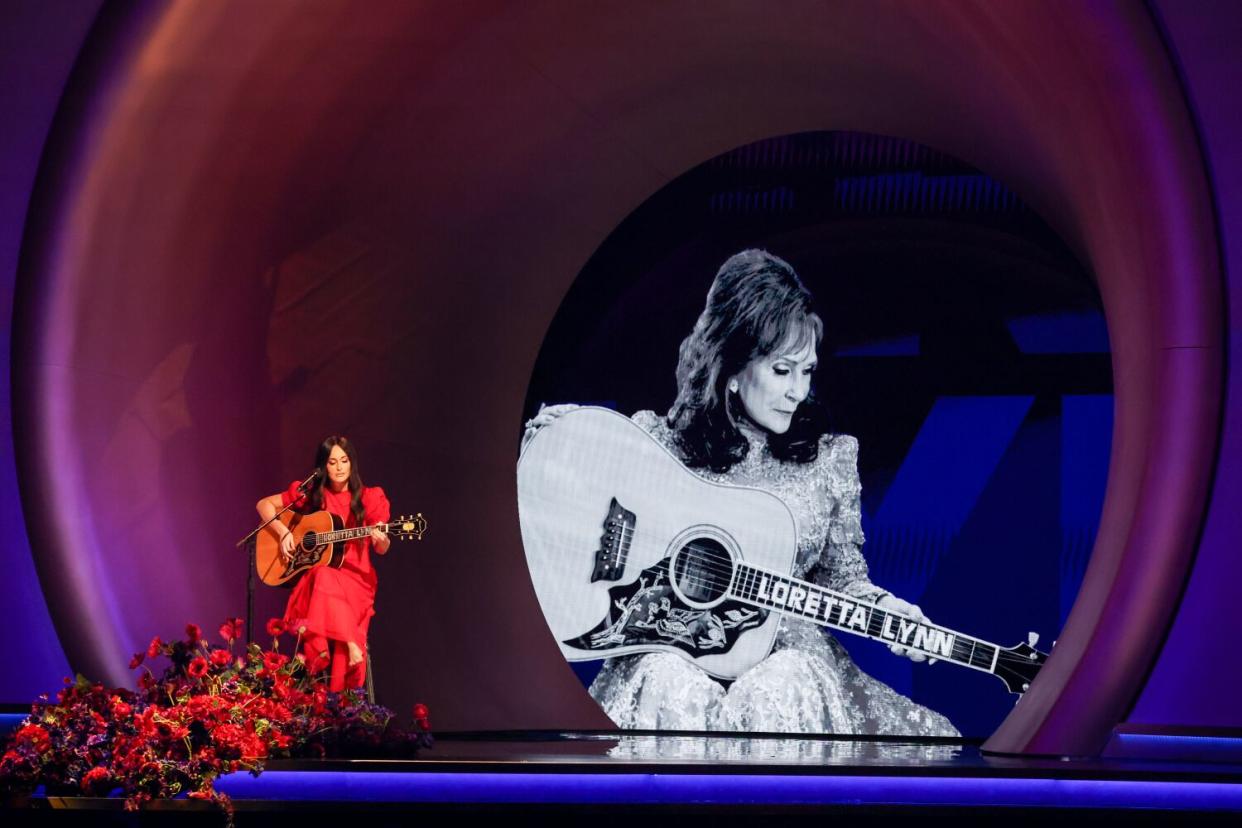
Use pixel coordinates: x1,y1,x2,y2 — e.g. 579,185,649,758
9,730,1242,825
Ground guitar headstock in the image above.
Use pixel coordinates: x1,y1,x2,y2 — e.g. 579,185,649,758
994,636,1048,695
390,513,428,541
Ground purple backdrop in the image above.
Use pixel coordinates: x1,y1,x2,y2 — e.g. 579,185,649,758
2,0,1240,755
1,0,99,701
1128,0,1242,726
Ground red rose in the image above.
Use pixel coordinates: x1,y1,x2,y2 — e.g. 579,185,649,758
15,724,51,753
81,765,112,794
185,623,202,645
138,673,156,691
265,652,289,670
412,702,429,719
187,657,209,678
209,648,232,668
218,617,243,643
240,733,268,761
129,651,145,669
186,694,216,720
111,698,133,719
146,636,163,659
138,708,157,734
266,618,286,637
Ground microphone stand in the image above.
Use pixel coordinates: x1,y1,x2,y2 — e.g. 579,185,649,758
236,470,319,645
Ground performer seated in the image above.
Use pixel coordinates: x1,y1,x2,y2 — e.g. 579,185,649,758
256,436,390,692
523,250,958,735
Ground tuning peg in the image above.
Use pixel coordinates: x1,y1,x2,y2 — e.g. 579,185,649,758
1028,632,1040,649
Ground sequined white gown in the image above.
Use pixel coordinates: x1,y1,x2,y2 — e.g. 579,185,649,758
588,411,960,737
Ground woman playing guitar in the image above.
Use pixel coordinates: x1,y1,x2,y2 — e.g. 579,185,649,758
256,436,390,692
523,250,959,736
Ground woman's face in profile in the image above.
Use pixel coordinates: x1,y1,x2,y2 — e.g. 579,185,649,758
732,337,818,435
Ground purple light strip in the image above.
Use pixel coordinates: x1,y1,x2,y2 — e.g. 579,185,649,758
213,772,1242,809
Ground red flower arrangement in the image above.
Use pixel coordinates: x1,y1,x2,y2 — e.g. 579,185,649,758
0,618,432,824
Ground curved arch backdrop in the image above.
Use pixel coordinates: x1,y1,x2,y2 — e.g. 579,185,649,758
12,2,1221,755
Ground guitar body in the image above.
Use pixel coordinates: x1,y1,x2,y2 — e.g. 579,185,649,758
519,407,1051,694
517,407,799,679
255,510,346,587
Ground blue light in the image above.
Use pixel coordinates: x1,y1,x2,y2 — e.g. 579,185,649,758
213,772,1242,809
0,712,27,738
1006,311,1110,354
1110,733,1242,762
876,396,1033,528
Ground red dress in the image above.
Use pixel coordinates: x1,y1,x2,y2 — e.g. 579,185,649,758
280,481,389,690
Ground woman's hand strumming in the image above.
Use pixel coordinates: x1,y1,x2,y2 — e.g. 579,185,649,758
279,531,297,561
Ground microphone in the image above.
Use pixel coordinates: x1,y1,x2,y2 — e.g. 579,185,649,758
296,468,322,493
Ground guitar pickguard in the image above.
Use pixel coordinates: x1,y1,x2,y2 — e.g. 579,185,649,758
565,560,767,656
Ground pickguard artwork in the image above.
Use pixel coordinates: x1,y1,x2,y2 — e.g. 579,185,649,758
564,560,767,655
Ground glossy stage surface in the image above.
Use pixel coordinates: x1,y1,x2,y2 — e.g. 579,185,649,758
8,730,1242,825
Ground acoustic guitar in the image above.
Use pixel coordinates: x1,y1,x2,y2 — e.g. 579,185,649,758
256,510,426,587
517,406,1048,694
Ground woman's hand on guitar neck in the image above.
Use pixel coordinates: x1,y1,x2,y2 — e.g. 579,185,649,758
877,594,937,664
522,403,581,451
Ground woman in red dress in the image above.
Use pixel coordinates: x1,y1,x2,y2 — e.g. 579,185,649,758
256,436,390,692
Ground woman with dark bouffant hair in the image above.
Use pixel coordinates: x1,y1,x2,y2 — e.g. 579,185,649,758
525,250,957,736
256,436,390,692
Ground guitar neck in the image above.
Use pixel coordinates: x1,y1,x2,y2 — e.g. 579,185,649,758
316,521,389,545
730,563,1000,676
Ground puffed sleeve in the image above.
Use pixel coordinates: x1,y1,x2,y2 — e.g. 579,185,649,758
811,435,887,603
362,486,391,524
280,480,309,510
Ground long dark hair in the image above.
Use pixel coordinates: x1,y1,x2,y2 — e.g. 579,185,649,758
667,249,830,472
303,435,366,526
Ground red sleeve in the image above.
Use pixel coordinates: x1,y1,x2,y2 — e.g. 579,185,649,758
280,480,309,510
362,486,390,524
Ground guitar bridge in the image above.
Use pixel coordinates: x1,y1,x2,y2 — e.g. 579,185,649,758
591,497,635,583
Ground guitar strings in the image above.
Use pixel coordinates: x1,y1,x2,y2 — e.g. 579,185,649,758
589,529,1008,661
665,560,993,654
663,565,994,665
316,521,406,544
669,552,1031,674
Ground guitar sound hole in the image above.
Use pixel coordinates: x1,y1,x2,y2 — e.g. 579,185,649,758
673,538,733,603
301,532,318,552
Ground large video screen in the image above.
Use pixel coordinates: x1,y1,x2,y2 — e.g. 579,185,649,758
516,131,1111,738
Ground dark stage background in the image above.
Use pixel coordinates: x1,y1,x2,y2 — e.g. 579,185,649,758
1,0,1239,757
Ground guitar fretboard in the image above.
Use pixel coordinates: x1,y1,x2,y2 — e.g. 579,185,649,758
730,563,998,674
315,522,389,545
